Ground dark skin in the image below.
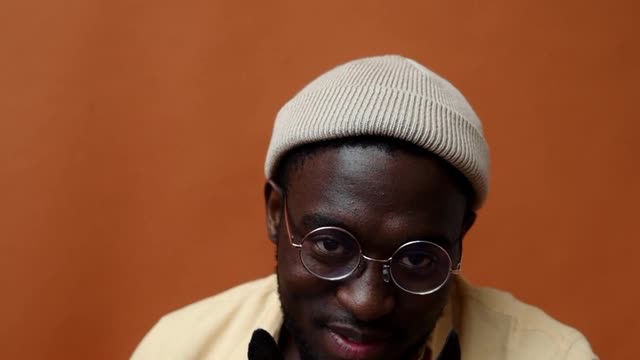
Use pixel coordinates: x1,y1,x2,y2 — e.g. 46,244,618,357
265,145,475,360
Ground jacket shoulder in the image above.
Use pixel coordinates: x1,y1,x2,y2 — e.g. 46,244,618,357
457,279,598,360
131,274,281,360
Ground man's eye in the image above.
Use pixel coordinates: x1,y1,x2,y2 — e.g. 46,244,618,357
399,253,433,269
313,238,344,254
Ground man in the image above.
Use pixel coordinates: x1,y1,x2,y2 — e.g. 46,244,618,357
132,55,597,359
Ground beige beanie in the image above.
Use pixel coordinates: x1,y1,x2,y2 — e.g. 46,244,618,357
265,55,489,209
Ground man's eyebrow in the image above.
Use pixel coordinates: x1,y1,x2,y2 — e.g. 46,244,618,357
299,213,350,231
417,235,454,249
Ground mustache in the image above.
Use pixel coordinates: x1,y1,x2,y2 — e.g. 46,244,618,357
315,312,398,332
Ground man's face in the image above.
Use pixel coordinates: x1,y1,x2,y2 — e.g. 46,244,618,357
266,145,471,360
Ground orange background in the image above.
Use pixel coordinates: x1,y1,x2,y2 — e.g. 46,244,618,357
1,0,638,359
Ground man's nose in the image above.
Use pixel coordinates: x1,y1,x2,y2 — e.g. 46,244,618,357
336,261,395,322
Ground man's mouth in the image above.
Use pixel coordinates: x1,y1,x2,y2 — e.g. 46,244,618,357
322,323,393,359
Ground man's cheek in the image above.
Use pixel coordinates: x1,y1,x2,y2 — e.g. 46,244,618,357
277,243,324,291
399,286,450,323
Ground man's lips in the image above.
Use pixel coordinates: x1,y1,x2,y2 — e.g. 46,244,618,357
327,322,392,343
323,323,393,359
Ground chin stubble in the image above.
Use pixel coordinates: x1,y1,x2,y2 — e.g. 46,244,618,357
276,267,318,360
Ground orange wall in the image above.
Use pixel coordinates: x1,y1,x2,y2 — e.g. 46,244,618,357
1,1,637,358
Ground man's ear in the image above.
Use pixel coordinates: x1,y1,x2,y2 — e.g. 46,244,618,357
461,210,476,238
264,181,284,244
456,210,476,266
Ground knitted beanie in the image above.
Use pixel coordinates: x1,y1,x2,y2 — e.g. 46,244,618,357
264,55,489,209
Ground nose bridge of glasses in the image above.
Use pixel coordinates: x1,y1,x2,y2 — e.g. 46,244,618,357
360,253,392,283
361,253,391,264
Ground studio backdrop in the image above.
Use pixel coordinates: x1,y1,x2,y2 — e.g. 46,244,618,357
1,0,637,359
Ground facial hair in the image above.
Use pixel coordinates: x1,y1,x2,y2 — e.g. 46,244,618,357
275,263,319,360
280,302,319,360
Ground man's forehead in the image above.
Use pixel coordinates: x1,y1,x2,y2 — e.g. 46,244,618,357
286,143,466,209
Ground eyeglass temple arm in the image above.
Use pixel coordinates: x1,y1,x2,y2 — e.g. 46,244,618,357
281,196,302,248
267,180,302,249
452,261,462,274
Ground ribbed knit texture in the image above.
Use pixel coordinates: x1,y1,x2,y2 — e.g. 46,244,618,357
265,55,489,209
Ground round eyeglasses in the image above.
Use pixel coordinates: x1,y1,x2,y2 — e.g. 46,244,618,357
282,197,461,295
